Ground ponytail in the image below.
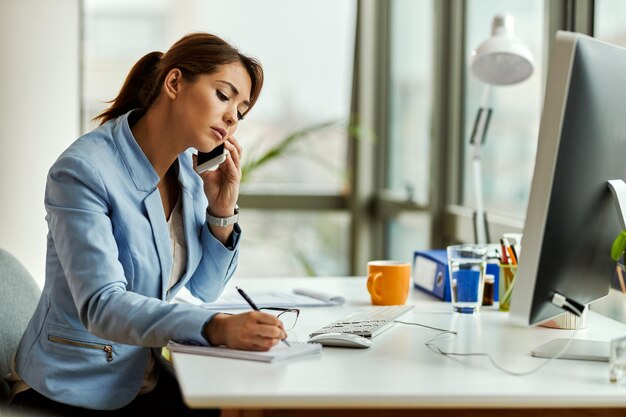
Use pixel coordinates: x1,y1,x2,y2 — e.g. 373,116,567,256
94,33,264,126
95,51,163,125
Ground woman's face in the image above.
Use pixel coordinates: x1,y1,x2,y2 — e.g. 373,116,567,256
173,62,252,152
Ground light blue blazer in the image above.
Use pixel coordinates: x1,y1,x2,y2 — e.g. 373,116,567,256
15,111,239,410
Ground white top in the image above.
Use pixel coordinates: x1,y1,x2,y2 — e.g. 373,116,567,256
167,195,187,292
141,195,187,394
171,277,626,410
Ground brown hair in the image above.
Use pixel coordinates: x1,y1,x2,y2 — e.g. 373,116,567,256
95,32,264,125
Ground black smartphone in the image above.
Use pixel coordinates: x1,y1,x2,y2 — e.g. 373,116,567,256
195,144,227,173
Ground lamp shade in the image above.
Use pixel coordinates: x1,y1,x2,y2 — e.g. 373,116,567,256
471,14,535,85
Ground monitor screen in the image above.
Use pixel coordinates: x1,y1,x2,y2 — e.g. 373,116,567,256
509,31,626,327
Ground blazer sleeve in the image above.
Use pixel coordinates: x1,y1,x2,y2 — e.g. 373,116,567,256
45,154,214,346
185,221,240,302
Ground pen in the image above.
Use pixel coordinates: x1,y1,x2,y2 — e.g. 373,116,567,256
509,242,519,265
499,239,510,265
236,286,291,347
503,238,517,265
236,286,259,310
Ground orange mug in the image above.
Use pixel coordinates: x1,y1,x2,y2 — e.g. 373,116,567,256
366,261,411,305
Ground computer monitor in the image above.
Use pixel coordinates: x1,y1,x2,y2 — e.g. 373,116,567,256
509,31,626,358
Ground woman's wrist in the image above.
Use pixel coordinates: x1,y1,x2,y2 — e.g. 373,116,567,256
207,205,239,227
203,313,228,346
207,205,236,218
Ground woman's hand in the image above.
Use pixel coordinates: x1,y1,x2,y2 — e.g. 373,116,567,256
198,136,242,215
195,137,243,243
204,311,287,351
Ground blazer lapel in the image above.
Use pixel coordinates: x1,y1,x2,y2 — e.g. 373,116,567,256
113,111,172,299
143,189,172,300
179,186,200,286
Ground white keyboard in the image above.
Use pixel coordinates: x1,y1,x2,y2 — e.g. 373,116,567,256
309,305,415,338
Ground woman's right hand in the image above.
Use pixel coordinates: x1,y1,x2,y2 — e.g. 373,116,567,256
204,311,287,351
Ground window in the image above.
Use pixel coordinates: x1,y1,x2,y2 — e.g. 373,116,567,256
384,0,435,261
83,1,168,131
387,213,432,260
387,0,434,206
83,0,357,276
82,1,576,277
463,0,544,219
594,0,626,47
237,211,350,277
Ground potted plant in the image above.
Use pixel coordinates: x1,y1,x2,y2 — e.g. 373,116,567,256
241,119,366,184
610,230,626,292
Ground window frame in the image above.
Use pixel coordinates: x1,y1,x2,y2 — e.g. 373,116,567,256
440,0,576,246
79,0,600,276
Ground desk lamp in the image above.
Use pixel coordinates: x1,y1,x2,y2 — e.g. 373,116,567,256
469,13,535,244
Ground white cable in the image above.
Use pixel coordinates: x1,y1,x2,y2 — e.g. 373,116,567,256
425,328,581,376
397,300,584,377
394,320,457,335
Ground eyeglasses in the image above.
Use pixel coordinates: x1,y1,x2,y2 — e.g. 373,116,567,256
260,307,300,330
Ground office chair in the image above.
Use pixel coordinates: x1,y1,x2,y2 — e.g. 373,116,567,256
0,248,40,402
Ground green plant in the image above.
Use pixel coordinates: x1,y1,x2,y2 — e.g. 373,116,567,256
611,230,626,294
240,119,367,184
611,229,626,262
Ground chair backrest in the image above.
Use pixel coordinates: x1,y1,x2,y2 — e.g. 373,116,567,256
0,249,40,402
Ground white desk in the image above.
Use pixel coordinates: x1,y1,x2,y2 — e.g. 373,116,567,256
172,277,626,417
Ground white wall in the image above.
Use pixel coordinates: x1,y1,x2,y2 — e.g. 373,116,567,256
0,0,80,286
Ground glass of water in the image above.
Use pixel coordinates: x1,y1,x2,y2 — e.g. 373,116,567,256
447,244,488,313
610,335,626,384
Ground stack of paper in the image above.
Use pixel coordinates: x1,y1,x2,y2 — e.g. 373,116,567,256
174,287,345,309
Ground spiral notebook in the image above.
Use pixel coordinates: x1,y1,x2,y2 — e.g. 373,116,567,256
167,340,322,363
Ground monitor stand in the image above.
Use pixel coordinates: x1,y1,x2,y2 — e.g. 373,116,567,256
540,310,588,330
531,339,609,361
532,309,608,362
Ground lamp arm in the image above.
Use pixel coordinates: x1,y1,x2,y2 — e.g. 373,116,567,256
470,85,493,244
472,151,487,244
470,85,493,147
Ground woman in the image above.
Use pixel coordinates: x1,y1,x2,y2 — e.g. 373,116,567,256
8,32,286,415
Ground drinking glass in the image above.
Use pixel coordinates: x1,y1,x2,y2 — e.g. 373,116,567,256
447,244,488,313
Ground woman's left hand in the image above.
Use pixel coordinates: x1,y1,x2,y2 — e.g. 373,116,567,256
196,136,242,242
